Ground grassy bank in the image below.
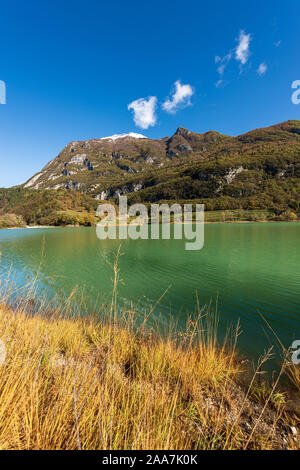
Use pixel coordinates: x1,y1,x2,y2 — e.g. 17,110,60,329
203,208,299,223
0,298,298,450
0,249,298,450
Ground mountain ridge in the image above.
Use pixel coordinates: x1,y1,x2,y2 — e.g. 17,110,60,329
0,120,299,227
22,120,300,207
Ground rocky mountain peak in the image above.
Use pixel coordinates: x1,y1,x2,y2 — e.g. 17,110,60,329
175,127,192,138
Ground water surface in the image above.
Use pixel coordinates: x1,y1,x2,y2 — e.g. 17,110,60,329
0,222,299,368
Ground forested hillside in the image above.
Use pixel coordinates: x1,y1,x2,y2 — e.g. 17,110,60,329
0,120,299,226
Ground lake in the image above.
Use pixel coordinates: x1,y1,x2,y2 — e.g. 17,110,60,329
0,222,299,370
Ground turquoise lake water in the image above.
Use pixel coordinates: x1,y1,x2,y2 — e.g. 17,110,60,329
0,222,299,370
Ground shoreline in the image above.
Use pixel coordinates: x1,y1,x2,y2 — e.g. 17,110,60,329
1,218,299,230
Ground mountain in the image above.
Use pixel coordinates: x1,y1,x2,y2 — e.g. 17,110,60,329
1,120,299,227
22,126,239,198
22,127,232,199
21,120,300,215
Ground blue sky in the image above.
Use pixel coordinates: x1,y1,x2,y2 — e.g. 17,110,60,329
0,0,299,187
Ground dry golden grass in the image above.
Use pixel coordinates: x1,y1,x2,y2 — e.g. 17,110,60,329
287,365,300,393
0,249,297,450
0,302,298,450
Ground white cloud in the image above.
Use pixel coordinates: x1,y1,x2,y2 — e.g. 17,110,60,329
217,63,226,75
215,30,252,85
215,52,232,85
257,62,267,76
162,80,194,113
235,30,251,65
128,96,157,129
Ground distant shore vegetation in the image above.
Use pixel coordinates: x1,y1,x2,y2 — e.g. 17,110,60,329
0,187,298,228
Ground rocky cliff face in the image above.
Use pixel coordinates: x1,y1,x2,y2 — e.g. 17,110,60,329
23,121,300,203
24,133,166,196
